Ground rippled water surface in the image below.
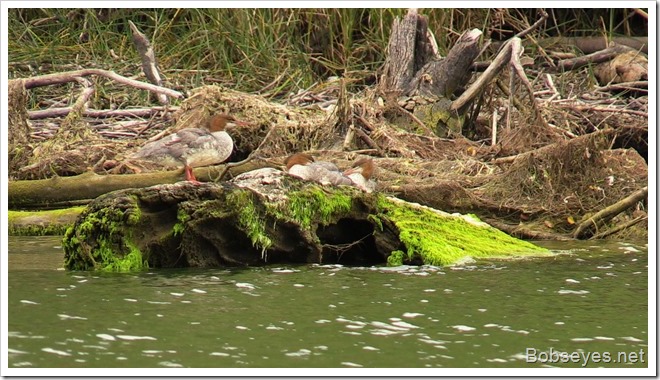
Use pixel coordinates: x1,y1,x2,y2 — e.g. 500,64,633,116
7,236,648,369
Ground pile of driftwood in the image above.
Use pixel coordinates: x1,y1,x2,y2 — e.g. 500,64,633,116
8,9,648,241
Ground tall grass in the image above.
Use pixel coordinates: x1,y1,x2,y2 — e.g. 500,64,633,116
8,8,647,99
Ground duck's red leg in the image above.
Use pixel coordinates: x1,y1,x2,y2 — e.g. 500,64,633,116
184,165,203,185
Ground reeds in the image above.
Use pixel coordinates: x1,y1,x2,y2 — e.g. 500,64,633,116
8,8,646,99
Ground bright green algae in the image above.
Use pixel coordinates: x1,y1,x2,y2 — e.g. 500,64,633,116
376,196,551,266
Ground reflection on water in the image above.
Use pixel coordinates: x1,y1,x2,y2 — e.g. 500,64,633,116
7,236,648,369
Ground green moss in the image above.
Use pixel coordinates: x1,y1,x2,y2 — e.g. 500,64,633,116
222,185,354,260
173,208,190,236
377,196,550,266
8,207,86,236
368,214,383,231
226,190,272,256
387,250,405,266
282,186,353,228
62,196,149,272
101,241,148,272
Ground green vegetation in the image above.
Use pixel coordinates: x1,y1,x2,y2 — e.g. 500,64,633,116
225,185,355,257
62,196,148,272
8,206,85,236
226,190,273,258
8,8,645,101
284,186,354,229
377,195,550,266
173,207,190,236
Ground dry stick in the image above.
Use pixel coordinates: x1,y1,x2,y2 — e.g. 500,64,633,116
513,10,549,39
555,45,632,72
565,104,648,118
495,79,525,111
491,109,498,146
573,186,648,239
589,215,647,240
129,20,168,105
633,8,649,19
451,38,514,112
21,69,183,98
544,73,559,98
71,77,95,114
353,127,383,155
595,81,648,93
355,114,375,132
29,106,178,120
509,38,550,129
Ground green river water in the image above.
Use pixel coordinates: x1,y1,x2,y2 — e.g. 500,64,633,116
6,236,649,370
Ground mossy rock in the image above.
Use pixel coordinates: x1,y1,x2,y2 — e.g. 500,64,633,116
62,170,550,272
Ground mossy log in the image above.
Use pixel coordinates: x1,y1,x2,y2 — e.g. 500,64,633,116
62,169,550,271
8,159,269,209
8,207,86,236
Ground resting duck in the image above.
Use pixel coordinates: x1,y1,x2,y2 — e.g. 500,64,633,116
343,157,376,193
284,153,353,186
130,114,249,184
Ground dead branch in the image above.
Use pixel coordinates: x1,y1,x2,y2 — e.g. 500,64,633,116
562,103,648,118
573,186,648,239
29,106,178,120
589,215,647,240
513,9,548,39
129,20,168,104
451,38,514,112
554,44,634,72
595,81,648,93
19,69,183,98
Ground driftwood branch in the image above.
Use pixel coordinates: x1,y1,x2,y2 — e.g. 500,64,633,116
554,44,634,72
129,20,168,105
20,69,183,98
573,186,648,239
451,38,514,112
70,77,95,115
589,215,647,240
29,106,178,120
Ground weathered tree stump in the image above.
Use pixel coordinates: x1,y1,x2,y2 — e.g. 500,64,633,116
379,9,482,137
62,169,549,271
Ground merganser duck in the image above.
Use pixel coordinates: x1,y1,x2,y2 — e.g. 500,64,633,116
285,153,353,186
130,114,248,184
343,157,376,193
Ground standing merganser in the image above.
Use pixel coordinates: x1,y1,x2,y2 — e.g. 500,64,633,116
285,153,353,186
343,157,376,193
130,114,248,184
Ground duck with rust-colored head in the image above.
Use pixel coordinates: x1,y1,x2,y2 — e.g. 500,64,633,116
285,153,353,187
343,157,376,193
130,114,249,184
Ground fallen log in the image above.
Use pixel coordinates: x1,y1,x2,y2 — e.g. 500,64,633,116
8,159,272,209
62,170,550,271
